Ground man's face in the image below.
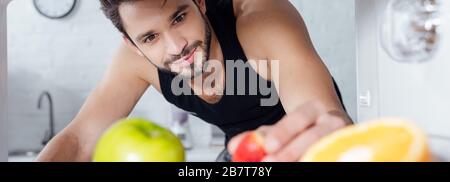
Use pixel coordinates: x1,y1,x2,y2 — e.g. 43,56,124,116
120,0,211,78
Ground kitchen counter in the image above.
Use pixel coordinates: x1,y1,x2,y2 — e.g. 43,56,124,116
429,137,450,162
9,138,450,162
8,146,225,162
186,146,224,162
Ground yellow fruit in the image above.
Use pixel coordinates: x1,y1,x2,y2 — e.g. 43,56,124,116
301,118,430,162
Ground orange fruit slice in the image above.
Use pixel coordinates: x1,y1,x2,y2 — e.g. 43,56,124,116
300,118,430,162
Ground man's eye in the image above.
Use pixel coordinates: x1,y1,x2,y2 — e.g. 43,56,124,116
144,34,158,43
173,13,186,25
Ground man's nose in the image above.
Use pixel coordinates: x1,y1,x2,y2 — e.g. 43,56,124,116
165,32,187,56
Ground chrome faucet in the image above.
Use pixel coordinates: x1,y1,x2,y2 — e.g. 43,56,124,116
37,91,55,146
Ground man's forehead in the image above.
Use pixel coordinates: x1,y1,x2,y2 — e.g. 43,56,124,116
119,0,190,14
119,0,194,41
119,0,192,27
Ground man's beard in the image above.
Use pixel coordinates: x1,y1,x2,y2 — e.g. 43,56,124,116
162,14,212,79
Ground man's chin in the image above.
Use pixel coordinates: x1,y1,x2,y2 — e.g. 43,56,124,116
174,69,204,80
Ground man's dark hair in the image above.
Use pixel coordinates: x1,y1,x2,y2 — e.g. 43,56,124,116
99,0,138,40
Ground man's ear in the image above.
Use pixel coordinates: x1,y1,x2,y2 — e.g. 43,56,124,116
194,0,206,14
123,35,144,57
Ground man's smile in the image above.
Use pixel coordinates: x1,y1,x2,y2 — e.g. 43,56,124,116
172,47,198,68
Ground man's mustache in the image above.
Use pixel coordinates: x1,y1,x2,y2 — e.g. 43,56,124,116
164,40,203,66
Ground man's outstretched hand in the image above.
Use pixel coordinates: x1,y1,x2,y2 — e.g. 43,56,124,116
228,101,352,162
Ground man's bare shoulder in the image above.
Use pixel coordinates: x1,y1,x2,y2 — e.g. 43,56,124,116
234,0,306,56
234,0,296,18
233,0,311,79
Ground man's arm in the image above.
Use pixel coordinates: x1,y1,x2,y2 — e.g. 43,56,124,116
235,0,344,113
36,43,153,162
229,0,352,162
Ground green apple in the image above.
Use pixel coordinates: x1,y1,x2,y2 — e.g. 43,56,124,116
92,118,185,162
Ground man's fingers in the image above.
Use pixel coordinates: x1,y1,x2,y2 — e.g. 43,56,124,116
228,102,345,160
263,123,334,162
263,101,326,153
317,111,348,130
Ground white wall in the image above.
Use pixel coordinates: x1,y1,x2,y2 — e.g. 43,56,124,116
291,0,357,120
8,0,114,151
6,0,356,152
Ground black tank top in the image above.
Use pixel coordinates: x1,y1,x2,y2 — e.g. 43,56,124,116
157,0,344,145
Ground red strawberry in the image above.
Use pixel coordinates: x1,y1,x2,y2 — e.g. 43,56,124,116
232,132,267,162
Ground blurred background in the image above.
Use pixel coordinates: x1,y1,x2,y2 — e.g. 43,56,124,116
3,0,357,162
